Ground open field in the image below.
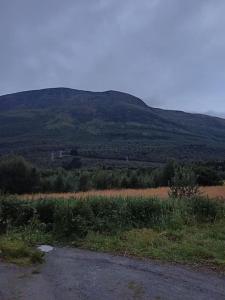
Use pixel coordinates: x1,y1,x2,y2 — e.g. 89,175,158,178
21,185,225,200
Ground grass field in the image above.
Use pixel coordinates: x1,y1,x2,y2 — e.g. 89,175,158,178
21,185,225,200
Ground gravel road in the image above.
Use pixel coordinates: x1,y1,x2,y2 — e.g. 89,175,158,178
0,247,225,300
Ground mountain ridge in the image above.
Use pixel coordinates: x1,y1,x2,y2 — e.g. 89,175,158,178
2,87,225,121
0,87,225,167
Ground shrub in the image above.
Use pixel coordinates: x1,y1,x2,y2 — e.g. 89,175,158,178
0,196,35,233
169,166,200,198
126,197,173,228
188,197,224,222
53,200,94,238
89,197,128,232
1,195,224,239
35,200,55,224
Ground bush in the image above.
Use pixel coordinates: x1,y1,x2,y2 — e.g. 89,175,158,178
53,199,95,238
0,196,35,233
169,166,200,198
188,197,224,222
1,195,224,239
126,197,173,228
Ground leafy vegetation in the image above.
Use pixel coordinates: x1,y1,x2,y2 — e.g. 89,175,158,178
1,195,224,236
0,156,40,194
0,194,225,267
79,223,225,267
0,234,44,265
0,155,224,194
169,165,200,198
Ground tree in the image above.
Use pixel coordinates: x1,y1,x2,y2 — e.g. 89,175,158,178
78,173,89,191
169,165,200,198
54,174,65,192
70,148,78,156
129,173,139,188
93,171,109,190
0,155,40,194
194,166,223,186
64,157,82,170
162,161,176,186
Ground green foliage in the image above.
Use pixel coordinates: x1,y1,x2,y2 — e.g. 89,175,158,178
0,154,224,194
1,195,225,267
1,195,224,237
79,222,225,267
64,157,82,170
194,165,223,186
169,165,200,198
0,155,40,194
0,238,30,258
78,173,90,191
161,160,176,186
40,168,75,192
0,235,44,265
0,197,35,233
188,197,223,222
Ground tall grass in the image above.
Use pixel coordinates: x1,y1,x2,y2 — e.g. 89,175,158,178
1,195,225,267
1,195,224,238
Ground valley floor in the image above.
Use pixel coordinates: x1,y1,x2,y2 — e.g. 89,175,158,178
1,247,225,300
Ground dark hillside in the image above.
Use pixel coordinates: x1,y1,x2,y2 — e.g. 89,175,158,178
1,87,225,167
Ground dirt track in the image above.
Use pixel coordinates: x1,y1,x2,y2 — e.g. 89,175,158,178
1,247,225,300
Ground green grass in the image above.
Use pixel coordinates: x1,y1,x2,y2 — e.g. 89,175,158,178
0,195,225,268
75,221,225,269
0,234,44,265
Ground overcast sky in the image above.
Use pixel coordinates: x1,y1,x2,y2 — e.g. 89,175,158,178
0,0,225,115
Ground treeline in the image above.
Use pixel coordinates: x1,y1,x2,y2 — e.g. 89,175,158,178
0,155,224,194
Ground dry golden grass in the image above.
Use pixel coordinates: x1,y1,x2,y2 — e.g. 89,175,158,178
21,185,225,200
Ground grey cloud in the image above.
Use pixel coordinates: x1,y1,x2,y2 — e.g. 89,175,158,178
0,0,225,114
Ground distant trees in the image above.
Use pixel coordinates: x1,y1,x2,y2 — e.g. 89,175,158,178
78,173,89,191
161,161,176,186
152,161,224,189
0,155,40,194
40,169,75,193
70,148,78,156
64,157,82,170
0,154,224,195
193,166,223,186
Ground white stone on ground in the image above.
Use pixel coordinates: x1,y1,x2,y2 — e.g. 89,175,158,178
37,245,54,253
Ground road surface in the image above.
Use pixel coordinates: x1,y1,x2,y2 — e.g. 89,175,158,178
0,247,225,300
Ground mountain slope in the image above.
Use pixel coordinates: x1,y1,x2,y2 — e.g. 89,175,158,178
0,87,225,167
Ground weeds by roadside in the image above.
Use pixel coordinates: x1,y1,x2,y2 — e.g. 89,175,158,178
0,234,44,265
0,195,225,268
77,222,225,269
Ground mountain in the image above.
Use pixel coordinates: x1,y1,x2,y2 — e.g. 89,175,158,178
0,87,225,168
